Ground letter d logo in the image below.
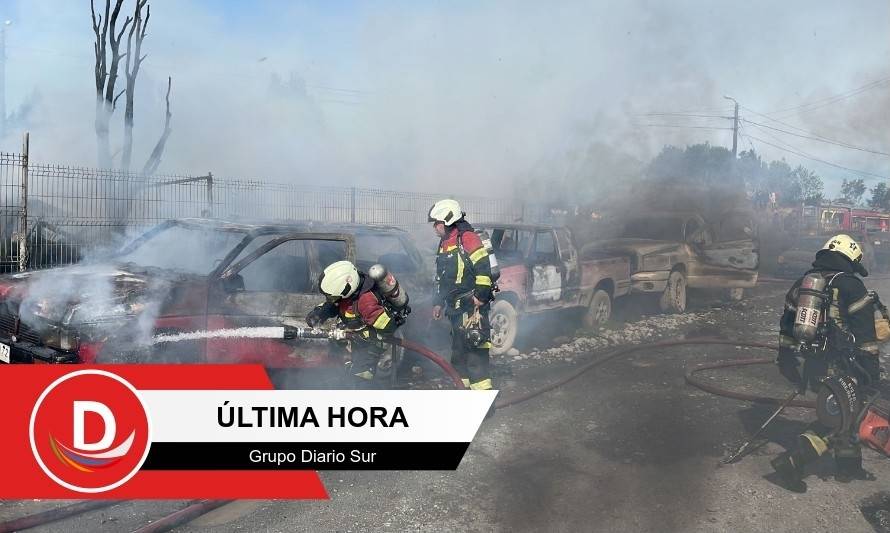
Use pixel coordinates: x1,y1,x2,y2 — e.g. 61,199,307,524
30,370,151,493
73,401,116,451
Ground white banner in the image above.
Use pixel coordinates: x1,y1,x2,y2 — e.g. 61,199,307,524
141,390,498,443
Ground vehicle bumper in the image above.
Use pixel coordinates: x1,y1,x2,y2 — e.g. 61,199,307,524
629,271,669,292
0,335,79,364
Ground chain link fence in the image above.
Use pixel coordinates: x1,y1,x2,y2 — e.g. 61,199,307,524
0,143,542,273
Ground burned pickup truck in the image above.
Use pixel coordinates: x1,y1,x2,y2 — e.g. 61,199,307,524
477,223,631,355
586,211,759,313
0,218,428,368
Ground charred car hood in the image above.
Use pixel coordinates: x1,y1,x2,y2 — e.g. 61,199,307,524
1,262,187,327
590,238,680,257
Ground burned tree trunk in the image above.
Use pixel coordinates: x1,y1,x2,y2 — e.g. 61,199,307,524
121,0,148,172
91,0,130,169
142,77,172,176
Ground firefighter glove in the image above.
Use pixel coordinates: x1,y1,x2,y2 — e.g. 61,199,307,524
306,306,327,328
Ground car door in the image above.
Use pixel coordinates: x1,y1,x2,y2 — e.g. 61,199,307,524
554,227,581,305
205,233,355,368
528,229,564,310
698,213,759,287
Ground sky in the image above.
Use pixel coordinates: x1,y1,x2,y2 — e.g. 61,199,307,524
0,1,888,196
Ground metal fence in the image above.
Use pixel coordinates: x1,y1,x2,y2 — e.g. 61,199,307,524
0,139,539,273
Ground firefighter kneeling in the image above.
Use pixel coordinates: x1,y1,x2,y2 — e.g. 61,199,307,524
429,199,496,395
772,234,887,491
306,260,408,389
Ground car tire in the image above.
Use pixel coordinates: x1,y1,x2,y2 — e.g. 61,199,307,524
659,270,687,313
489,299,518,356
583,289,612,328
725,287,744,302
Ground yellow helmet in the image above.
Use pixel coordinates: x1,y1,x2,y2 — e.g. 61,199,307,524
319,260,360,300
822,234,863,263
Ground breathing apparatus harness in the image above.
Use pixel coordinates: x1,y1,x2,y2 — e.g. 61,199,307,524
435,225,500,348
791,269,888,440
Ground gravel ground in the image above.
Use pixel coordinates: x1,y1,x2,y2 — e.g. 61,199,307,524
5,281,890,532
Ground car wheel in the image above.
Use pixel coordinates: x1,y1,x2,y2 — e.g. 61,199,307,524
583,289,612,328
659,270,687,313
725,287,744,301
489,299,518,356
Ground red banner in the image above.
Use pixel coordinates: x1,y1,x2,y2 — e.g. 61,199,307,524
0,365,328,499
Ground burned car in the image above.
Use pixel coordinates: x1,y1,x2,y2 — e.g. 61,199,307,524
477,223,631,355
586,211,759,313
0,219,378,366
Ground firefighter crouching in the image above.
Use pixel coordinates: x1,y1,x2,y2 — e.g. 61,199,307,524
306,260,408,389
429,199,495,392
772,234,886,491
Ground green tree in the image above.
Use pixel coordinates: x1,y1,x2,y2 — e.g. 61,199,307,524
839,178,867,206
869,182,889,210
646,143,737,187
792,166,824,205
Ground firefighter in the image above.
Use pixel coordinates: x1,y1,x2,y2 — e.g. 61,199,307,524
772,234,884,491
306,260,401,389
429,199,495,393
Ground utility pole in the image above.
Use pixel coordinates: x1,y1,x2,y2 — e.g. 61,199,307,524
723,95,739,158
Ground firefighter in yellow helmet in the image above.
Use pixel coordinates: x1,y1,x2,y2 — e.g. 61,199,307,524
772,233,884,491
429,199,495,394
306,261,403,388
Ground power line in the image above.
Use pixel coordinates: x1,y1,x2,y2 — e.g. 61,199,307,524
637,112,732,119
742,132,887,181
741,118,890,157
634,124,733,130
764,76,890,117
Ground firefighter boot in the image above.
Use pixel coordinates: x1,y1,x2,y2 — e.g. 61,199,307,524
834,446,876,483
770,453,806,493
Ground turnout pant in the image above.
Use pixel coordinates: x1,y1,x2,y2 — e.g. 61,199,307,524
447,303,492,390
345,333,389,389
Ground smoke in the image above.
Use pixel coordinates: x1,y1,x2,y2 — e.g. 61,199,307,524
1,1,886,195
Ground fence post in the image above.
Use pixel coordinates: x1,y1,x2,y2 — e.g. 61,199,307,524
205,172,214,217
18,132,29,272
350,187,356,223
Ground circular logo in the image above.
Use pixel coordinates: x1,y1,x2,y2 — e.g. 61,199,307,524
29,370,152,493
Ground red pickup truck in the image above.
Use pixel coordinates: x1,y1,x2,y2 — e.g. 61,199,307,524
477,223,631,355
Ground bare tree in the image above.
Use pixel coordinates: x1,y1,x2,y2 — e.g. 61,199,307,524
91,0,130,168
121,0,147,172
142,76,172,176
91,0,172,175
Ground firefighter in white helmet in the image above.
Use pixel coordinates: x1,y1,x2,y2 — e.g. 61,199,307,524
306,260,403,388
772,233,884,491
429,199,496,394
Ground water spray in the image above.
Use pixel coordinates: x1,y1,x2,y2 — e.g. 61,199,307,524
151,325,346,344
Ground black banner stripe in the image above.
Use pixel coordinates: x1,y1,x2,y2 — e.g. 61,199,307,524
141,442,471,470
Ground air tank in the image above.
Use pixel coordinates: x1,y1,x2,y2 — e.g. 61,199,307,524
369,264,409,308
793,272,827,342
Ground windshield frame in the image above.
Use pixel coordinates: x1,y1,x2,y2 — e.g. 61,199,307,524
114,220,253,277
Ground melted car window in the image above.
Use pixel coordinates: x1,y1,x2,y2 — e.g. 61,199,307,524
118,225,246,275
238,239,312,293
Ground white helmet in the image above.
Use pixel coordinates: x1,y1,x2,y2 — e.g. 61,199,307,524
319,260,360,300
428,199,463,226
822,234,863,263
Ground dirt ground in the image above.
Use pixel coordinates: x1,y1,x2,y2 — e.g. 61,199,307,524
4,281,890,532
